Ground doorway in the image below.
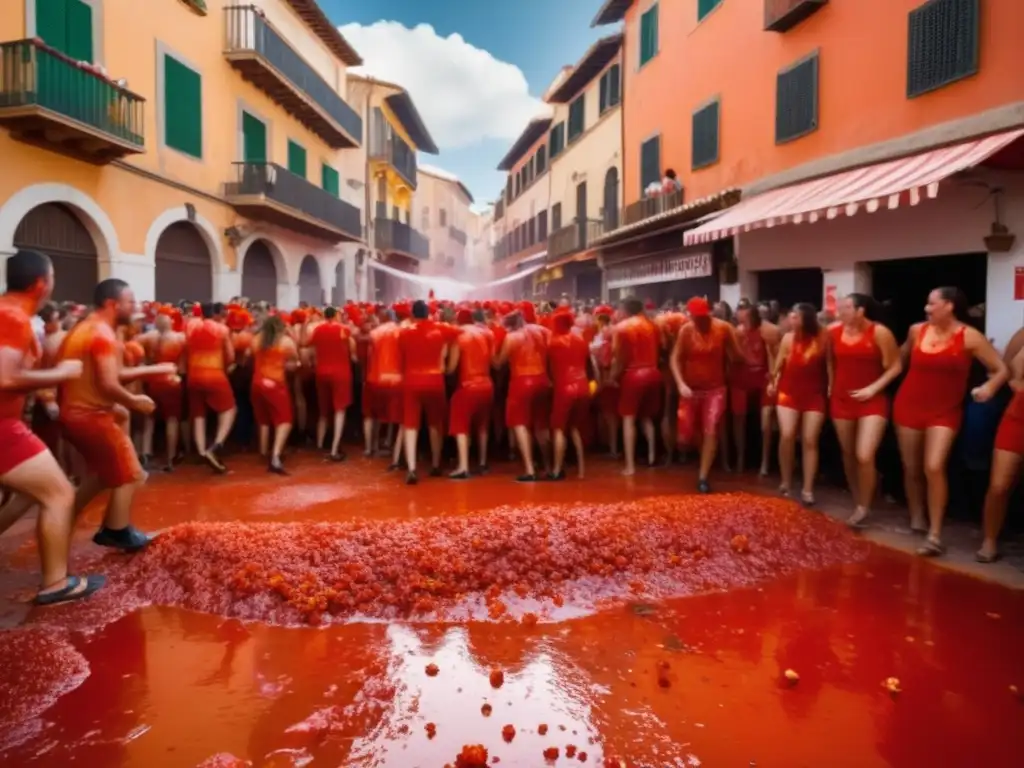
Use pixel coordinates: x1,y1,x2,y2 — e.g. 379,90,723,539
756,268,823,310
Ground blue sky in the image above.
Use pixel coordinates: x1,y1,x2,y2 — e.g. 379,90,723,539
324,0,610,207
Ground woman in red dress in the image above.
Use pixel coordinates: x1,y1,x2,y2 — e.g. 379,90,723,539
977,343,1024,562
769,303,828,505
828,294,902,527
893,287,1007,556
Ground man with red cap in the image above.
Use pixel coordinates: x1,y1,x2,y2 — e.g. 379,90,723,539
447,308,495,479
611,297,662,475
548,309,591,479
670,296,743,493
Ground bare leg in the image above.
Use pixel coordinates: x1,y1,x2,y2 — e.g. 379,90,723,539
799,411,826,502
604,412,620,458
571,427,585,478
428,426,442,471
0,493,38,537
272,423,292,462
331,411,346,457
552,429,567,477
258,425,270,457
316,415,328,450
833,418,859,498
142,416,155,459
193,416,208,456
452,434,470,475
776,406,800,494
363,415,376,456
513,425,535,477
534,428,551,474
103,475,147,530
621,415,637,476
896,426,927,532
404,426,419,474
214,408,237,447
849,415,887,524
979,449,1022,559
165,417,180,470
698,428,717,482
732,410,747,475
759,405,774,476
391,428,403,467
642,418,656,467
920,426,957,549
477,427,489,470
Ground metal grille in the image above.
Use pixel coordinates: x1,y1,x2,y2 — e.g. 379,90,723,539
154,221,212,304
241,240,278,304
775,53,818,144
691,100,720,170
907,0,980,98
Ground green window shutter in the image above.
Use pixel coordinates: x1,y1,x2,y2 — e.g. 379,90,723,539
609,64,621,106
36,0,69,54
698,0,722,22
640,136,661,193
64,0,93,62
164,55,202,158
321,163,340,197
287,140,307,178
640,4,658,66
241,111,266,162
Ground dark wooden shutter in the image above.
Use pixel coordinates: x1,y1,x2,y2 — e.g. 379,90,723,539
287,140,307,178
640,136,661,192
907,0,980,98
692,100,720,170
608,64,621,106
775,53,818,144
321,164,340,197
242,111,266,162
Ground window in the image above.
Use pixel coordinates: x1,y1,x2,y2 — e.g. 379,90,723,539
241,111,266,162
551,203,562,231
639,3,658,67
515,174,521,197
697,0,722,22
36,0,93,61
599,64,621,114
538,210,548,241
691,99,720,170
163,54,202,158
775,52,819,144
439,209,448,227
321,163,339,197
907,0,980,98
287,139,307,177
549,123,566,158
568,94,585,142
421,207,430,230
392,205,400,220
535,145,547,174
640,135,661,193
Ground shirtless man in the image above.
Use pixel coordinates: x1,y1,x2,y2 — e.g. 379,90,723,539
0,250,97,605
139,312,186,472
306,307,357,461
611,298,662,475
185,302,236,473
447,308,495,479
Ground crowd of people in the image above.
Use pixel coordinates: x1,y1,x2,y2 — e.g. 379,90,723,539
1,248,1022,607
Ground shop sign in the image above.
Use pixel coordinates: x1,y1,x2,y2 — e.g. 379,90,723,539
607,252,712,290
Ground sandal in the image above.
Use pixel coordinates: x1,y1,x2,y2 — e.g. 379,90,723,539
975,550,1001,564
35,574,106,606
916,538,946,557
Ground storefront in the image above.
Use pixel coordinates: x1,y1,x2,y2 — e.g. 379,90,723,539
532,259,602,302
606,249,719,307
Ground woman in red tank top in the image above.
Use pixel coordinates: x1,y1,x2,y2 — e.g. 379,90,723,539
828,294,902,528
893,287,1008,556
978,343,1024,562
769,303,828,506
729,304,780,478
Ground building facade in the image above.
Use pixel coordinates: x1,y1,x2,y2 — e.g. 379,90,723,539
413,166,474,278
594,0,1024,346
0,0,367,307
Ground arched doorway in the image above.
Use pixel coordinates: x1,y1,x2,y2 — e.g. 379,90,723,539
241,240,278,304
297,255,322,306
13,203,98,303
154,222,212,304
603,167,619,232
332,258,346,305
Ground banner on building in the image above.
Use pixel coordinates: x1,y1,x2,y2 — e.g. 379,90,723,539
606,252,712,290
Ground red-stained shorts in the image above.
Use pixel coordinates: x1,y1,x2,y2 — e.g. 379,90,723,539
994,404,1024,455
364,381,403,424
618,367,663,420
403,382,447,430
506,374,551,430
830,392,888,422
777,389,827,415
449,382,494,436
316,375,352,414
251,378,293,427
0,417,48,476
892,395,962,432
188,377,236,420
677,386,727,446
596,383,619,416
61,410,143,488
147,378,183,421
551,382,591,433
31,401,62,451
729,385,773,416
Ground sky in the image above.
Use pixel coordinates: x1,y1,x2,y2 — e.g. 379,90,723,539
324,0,611,210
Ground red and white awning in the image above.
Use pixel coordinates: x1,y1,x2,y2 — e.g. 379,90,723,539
683,128,1024,246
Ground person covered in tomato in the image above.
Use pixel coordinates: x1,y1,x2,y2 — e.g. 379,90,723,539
397,299,453,484
141,311,186,473
977,342,1024,562
729,302,781,478
185,302,236,473
893,287,1008,556
656,303,688,465
365,307,404,466
446,308,496,479
547,309,592,480
670,296,742,494
251,313,298,473
590,305,619,458
827,294,902,528
611,297,662,476
769,303,829,506
307,306,357,462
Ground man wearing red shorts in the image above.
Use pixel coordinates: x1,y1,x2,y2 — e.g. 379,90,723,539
495,309,552,482
611,298,662,476
308,307,356,461
59,279,172,553
590,307,619,457
447,308,495,479
251,315,298,473
548,310,591,480
365,309,404,465
398,300,452,484
139,312,185,472
671,296,742,493
0,250,101,605
185,303,236,473
656,305,688,464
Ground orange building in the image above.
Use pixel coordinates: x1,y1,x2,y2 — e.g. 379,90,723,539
592,0,1024,346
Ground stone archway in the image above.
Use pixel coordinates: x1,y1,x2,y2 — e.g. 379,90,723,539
240,239,278,304
13,202,98,304
297,255,323,306
154,221,213,303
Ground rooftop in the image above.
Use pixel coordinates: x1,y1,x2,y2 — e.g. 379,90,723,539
496,117,553,171
591,0,633,26
547,34,623,104
285,0,362,65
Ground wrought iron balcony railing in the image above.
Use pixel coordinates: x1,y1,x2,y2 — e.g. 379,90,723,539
375,217,429,260
547,219,604,261
613,188,685,231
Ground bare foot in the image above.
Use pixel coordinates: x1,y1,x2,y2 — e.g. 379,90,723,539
621,467,635,477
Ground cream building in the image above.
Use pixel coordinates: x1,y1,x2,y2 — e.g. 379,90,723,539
413,165,475,278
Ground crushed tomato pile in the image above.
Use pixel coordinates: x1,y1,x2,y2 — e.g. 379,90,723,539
92,493,866,626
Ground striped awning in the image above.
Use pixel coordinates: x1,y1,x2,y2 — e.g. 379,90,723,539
683,128,1024,246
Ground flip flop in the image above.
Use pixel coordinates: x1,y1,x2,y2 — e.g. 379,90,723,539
975,551,1001,564
35,574,106,606
916,539,946,557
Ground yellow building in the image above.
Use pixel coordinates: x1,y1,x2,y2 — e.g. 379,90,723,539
343,74,437,303
0,0,365,307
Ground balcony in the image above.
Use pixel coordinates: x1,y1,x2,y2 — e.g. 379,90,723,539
224,5,361,148
0,39,144,163
375,217,429,260
225,162,362,242
547,219,604,261
616,188,685,230
448,225,467,246
764,0,828,32
368,113,417,189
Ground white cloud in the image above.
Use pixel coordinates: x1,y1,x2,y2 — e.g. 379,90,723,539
418,163,461,182
338,21,550,149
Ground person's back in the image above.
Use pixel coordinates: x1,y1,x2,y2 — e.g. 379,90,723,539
549,331,588,388
616,314,659,370
187,319,228,382
254,333,291,386
507,324,550,379
369,322,401,385
458,325,494,387
400,319,447,386
311,321,351,380
59,315,117,415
